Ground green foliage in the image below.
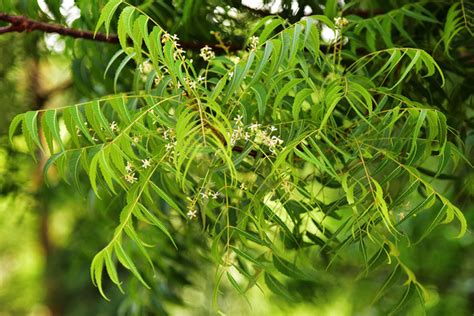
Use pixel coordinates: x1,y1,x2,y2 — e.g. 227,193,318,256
441,1,474,57
5,0,473,314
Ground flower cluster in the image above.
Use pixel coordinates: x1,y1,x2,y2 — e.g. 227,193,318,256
248,36,259,51
321,20,349,45
184,76,197,90
138,61,153,75
163,128,177,159
125,161,133,173
334,17,349,29
154,74,162,87
173,47,185,60
124,161,137,183
76,122,100,142
163,128,175,141
161,32,179,45
199,189,222,200
123,158,152,184
124,173,137,184
230,115,249,146
199,45,215,61
229,116,284,154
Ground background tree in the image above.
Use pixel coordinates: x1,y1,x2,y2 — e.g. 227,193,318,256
0,0,473,315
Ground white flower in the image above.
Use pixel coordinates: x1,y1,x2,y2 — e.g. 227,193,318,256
187,209,198,219
161,32,171,43
230,126,244,146
249,36,259,50
249,123,261,131
271,135,284,145
165,142,175,151
110,121,118,131
211,191,221,199
269,125,277,132
188,80,197,89
253,129,267,145
321,24,339,45
334,17,349,28
200,192,209,199
321,23,349,46
162,33,180,46
125,161,134,173
197,75,205,83
234,115,243,126
125,172,137,184
240,183,247,190
141,159,151,169
228,71,234,79
163,128,175,141
200,45,215,61
173,48,185,60
231,56,240,64
139,61,153,74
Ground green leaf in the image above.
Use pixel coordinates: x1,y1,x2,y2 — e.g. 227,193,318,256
114,52,136,92
149,182,185,218
66,106,94,143
231,246,265,268
104,248,124,292
272,255,308,280
89,150,102,198
95,0,123,36
250,41,273,85
273,78,303,111
226,271,245,295
9,113,24,144
114,242,150,289
264,273,293,301
98,148,117,194
137,203,177,248
251,83,267,120
44,110,64,151
117,6,135,49
24,111,42,150
90,251,109,300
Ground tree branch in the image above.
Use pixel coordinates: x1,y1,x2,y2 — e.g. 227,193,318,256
0,12,119,42
0,12,243,51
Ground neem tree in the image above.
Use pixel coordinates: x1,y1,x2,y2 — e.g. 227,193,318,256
5,0,473,314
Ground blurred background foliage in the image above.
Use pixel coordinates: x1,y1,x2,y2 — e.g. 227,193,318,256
0,0,472,315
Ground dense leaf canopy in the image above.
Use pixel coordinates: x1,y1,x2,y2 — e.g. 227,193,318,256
1,0,473,315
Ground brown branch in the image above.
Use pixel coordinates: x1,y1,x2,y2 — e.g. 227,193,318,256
0,12,243,51
0,12,119,42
